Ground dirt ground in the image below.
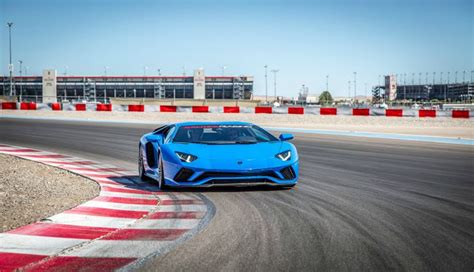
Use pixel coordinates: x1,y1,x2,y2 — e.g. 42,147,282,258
0,154,100,232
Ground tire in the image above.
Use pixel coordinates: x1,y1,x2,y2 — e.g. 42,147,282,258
138,145,151,182
157,156,167,190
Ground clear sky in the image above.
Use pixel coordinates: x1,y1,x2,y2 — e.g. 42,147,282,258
1,0,472,97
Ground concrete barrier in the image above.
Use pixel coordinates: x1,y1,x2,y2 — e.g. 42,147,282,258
192,106,209,113
419,109,436,118
224,106,240,113
128,105,145,112
352,108,370,116
96,104,112,112
20,102,37,110
320,108,337,115
288,107,304,114
386,109,403,117
1,102,471,119
452,110,469,118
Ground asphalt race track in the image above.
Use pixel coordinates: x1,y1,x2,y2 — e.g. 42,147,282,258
1,118,473,272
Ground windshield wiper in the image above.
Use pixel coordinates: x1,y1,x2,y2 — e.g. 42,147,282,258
235,140,258,144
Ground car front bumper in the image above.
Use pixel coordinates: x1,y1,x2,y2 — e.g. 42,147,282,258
162,162,299,187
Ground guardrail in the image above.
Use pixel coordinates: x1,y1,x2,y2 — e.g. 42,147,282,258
0,102,472,118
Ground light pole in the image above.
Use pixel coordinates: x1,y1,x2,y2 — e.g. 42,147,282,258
271,69,279,102
445,72,449,102
264,65,268,103
348,81,351,101
104,66,109,102
7,22,14,96
419,72,422,85
353,72,357,99
403,73,406,101
157,68,161,76
18,60,22,100
326,75,329,92
64,66,68,76
182,66,186,76
455,71,458,83
462,70,466,83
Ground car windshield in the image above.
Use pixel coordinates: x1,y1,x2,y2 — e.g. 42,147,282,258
172,124,278,144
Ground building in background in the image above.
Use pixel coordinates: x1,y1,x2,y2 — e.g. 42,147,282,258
376,75,473,102
385,75,397,101
1,69,254,103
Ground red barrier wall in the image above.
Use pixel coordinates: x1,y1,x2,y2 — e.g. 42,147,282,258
128,105,144,112
20,102,36,110
288,107,304,114
352,108,370,116
51,103,62,111
1,102,17,110
452,110,469,118
419,109,436,118
386,109,403,117
192,106,209,113
160,105,177,112
96,104,112,112
255,106,272,114
75,104,86,111
320,108,337,115
224,106,240,113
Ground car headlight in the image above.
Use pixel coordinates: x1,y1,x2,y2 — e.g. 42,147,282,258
176,151,197,163
276,150,291,161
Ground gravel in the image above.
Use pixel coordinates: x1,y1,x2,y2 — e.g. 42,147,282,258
2,110,473,138
0,154,100,232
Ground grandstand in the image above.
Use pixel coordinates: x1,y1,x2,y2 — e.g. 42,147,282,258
1,68,254,103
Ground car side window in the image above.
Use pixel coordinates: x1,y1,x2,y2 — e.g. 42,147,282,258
164,126,176,143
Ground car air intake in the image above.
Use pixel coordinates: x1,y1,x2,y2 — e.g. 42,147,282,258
280,166,296,180
145,142,156,168
174,168,194,182
195,171,280,181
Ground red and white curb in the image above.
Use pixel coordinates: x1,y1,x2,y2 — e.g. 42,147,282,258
0,144,214,271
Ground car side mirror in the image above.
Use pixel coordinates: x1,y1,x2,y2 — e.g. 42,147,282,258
146,134,163,144
279,133,294,141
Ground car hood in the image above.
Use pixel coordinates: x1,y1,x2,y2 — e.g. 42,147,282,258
169,141,290,171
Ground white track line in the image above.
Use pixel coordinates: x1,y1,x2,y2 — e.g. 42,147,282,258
47,213,200,229
61,240,174,258
0,233,87,256
79,201,207,212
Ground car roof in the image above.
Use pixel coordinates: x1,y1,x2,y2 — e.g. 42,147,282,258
173,121,253,128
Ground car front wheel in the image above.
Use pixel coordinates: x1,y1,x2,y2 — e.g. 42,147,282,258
138,146,151,181
157,156,167,190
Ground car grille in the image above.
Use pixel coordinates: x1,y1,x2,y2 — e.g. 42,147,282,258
209,178,272,185
194,171,280,182
280,166,296,180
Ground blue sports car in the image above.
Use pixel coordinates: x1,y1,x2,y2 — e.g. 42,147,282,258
138,122,298,188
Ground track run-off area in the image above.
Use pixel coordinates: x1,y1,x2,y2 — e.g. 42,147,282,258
0,118,473,271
